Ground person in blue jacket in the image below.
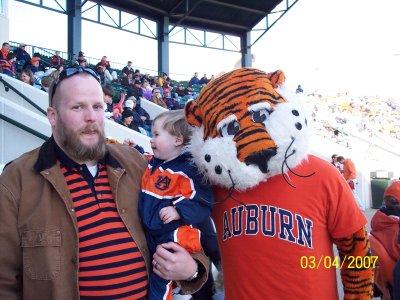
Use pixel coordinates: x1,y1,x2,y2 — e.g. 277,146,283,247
139,109,213,300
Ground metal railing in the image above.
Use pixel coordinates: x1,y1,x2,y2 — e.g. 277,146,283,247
9,41,191,79
0,113,49,141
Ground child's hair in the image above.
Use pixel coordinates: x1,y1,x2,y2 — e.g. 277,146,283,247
153,109,192,145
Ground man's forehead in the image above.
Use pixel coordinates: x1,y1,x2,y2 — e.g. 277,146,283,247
55,74,102,103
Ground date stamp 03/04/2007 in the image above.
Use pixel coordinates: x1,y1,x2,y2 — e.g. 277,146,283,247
299,255,378,270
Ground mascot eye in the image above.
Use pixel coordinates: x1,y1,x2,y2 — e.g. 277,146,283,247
219,120,240,137
251,108,271,124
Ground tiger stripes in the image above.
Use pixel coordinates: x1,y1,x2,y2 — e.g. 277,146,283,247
333,228,374,299
185,68,287,162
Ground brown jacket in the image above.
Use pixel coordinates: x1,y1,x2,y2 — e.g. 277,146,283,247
0,137,208,299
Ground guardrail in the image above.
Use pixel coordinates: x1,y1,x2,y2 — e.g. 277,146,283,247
0,113,49,141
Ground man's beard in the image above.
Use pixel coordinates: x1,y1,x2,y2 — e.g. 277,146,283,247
56,117,106,162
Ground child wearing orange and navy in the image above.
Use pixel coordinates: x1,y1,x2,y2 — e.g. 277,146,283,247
138,110,213,300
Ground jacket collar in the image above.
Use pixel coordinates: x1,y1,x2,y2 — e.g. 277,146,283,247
149,151,192,170
33,136,122,173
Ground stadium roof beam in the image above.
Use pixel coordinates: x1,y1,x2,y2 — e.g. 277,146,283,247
67,0,82,58
171,15,250,32
202,0,267,16
158,16,169,75
80,2,157,40
241,31,251,68
13,0,299,73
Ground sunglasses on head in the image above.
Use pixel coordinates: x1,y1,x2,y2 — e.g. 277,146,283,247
50,67,101,106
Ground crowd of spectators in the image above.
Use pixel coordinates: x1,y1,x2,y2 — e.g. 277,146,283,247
2,41,399,146
303,91,400,148
0,41,213,138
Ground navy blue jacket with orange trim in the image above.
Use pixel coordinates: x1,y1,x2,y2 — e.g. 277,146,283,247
139,152,213,238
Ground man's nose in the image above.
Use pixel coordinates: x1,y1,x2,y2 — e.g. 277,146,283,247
84,107,97,122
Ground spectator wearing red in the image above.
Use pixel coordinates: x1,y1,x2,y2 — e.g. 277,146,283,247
96,55,111,71
0,42,10,60
50,51,64,67
371,180,400,296
343,158,356,181
0,52,16,77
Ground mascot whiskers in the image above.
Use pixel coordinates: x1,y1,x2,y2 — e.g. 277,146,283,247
185,68,373,299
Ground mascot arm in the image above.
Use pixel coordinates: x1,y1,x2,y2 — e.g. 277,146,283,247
333,227,374,299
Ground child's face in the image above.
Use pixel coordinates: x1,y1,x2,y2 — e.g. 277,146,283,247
151,118,183,161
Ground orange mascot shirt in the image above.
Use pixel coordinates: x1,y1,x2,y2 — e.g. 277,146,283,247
213,155,366,300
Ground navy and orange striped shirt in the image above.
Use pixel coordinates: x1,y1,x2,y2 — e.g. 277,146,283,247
57,146,148,300
139,152,213,253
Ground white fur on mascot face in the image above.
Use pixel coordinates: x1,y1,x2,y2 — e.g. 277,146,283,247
185,68,312,191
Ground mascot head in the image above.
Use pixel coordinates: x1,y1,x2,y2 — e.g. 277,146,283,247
185,68,311,191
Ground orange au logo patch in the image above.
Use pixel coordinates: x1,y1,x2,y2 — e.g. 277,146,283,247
155,176,171,190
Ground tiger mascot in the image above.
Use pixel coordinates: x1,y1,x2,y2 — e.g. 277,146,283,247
184,68,373,299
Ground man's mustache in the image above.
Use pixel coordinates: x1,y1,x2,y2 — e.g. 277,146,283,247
80,125,102,134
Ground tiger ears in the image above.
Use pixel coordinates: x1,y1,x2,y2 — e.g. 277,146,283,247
185,100,203,127
266,69,285,88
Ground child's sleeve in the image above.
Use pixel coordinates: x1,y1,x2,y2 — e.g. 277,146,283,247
173,165,213,225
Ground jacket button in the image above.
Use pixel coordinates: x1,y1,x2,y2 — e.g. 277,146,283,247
120,208,127,214
71,257,77,264
56,230,61,235
71,208,75,212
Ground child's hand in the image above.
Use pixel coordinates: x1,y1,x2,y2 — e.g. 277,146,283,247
159,206,180,224
123,138,136,147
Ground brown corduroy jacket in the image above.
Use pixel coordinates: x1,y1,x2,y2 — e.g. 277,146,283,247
0,137,208,300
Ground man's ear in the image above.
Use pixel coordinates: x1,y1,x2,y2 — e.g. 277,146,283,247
185,99,202,127
47,107,57,127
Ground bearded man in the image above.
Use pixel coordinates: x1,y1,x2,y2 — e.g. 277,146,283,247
0,67,208,299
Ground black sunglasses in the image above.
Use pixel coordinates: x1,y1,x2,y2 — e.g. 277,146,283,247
50,67,101,106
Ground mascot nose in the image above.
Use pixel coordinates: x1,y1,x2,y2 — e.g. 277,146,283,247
244,148,277,173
